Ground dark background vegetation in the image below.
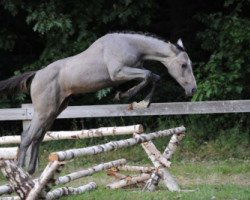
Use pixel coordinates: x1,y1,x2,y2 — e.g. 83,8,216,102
0,0,249,158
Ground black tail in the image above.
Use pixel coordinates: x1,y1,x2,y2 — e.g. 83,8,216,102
0,71,36,95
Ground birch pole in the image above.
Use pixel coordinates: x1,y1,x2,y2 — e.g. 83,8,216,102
0,125,143,144
0,147,18,160
0,184,12,195
26,161,64,200
142,171,161,192
46,182,97,200
56,159,126,185
163,132,185,160
116,165,155,173
107,173,150,189
139,141,171,167
140,146,180,191
49,126,185,161
0,160,34,199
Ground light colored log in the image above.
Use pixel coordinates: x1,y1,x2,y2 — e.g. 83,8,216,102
0,125,143,145
0,147,18,160
0,160,34,199
139,141,180,191
0,196,20,200
56,159,126,185
49,126,185,161
46,182,97,200
26,161,63,200
107,173,150,189
163,132,185,160
142,171,161,192
0,184,12,195
117,165,155,173
161,168,180,192
0,159,122,196
140,141,171,167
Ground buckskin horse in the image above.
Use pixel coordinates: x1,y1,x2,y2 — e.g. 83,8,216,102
0,32,197,174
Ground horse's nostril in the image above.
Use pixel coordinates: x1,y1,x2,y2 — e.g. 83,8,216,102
192,88,197,94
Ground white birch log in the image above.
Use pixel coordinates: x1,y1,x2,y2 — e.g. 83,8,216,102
107,173,150,189
0,147,18,160
0,125,143,145
161,168,180,192
26,161,64,200
0,196,21,200
139,142,180,191
140,141,171,167
49,126,186,161
46,182,97,200
0,184,12,195
56,159,126,185
116,165,155,173
163,132,185,160
0,159,124,196
0,160,34,199
142,171,161,192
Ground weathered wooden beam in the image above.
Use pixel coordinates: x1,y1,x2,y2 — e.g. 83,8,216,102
0,125,143,145
1,100,249,121
49,126,185,161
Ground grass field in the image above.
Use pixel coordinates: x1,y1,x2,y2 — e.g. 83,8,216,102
57,159,250,200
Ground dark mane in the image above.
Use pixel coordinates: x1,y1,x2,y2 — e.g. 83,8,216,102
110,31,167,43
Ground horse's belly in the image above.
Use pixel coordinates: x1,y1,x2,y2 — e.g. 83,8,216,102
60,65,114,95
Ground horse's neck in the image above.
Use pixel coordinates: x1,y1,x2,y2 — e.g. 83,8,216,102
129,35,174,62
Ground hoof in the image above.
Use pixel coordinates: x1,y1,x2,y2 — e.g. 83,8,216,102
128,100,150,110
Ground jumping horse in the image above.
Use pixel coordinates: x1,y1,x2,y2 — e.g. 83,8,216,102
0,32,197,174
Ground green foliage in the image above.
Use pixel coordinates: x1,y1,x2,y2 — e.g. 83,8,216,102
193,0,250,101
96,88,112,100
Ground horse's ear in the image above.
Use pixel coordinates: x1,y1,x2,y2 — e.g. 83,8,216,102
177,38,184,49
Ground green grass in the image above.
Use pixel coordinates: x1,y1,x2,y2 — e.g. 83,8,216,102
60,185,249,200
57,160,250,200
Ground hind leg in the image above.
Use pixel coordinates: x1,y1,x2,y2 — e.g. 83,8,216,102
17,109,58,169
27,97,69,174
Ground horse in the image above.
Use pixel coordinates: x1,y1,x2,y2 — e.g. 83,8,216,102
0,32,197,174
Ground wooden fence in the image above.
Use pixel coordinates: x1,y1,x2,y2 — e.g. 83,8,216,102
0,100,249,130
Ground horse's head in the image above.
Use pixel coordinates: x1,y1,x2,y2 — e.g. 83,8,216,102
163,39,197,96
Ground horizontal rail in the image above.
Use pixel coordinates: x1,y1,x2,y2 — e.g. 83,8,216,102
0,100,249,121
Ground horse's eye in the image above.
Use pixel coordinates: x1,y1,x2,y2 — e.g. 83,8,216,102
182,64,187,69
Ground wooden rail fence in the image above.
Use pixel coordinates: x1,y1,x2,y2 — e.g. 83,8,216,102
0,100,249,130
